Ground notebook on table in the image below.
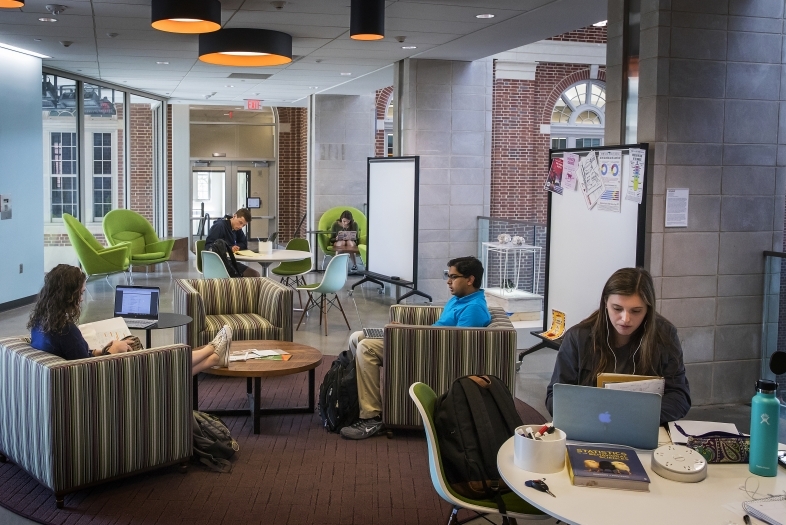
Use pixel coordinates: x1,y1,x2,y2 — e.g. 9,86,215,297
114,285,160,329
552,383,662,450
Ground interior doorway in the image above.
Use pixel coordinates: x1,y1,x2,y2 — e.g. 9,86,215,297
191,161,277,247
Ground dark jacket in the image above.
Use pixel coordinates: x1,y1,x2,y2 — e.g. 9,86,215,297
31,323,90,360
545,316,691,424
205,216,248,251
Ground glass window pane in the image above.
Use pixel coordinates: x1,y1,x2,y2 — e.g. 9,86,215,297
591,83,606,108
566,83,587,107
46,74,78,226
85,85,124,222
576,110,601,125
551,97,571,123
130,94,161,226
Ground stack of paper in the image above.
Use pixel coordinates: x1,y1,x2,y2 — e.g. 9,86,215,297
78,317,131,350
744,496,786,525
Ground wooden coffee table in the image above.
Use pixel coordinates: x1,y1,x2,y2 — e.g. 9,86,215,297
193,340,323,434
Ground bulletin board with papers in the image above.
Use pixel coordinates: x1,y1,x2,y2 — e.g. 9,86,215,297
543,143,649,334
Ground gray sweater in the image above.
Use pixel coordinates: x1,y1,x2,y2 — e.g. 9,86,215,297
545,316,691,424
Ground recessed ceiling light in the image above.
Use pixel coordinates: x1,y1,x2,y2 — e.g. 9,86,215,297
340,72,352,76
593,20,607,27
34,38,42,42
39,17,57,22
475,13,494,19
402,46,417,49
157,61,169,64
225,84,234,87
309,86,318,89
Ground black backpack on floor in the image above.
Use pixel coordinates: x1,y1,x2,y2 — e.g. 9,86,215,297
318,350,360,432
433,375,522,513
210,239,241,278
192,410,239,473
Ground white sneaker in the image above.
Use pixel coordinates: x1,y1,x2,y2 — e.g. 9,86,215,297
210,325,233,367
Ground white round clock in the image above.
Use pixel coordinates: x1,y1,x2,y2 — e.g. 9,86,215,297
651,445,708,482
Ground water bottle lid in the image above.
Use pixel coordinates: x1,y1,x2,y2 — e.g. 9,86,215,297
756,379,777,394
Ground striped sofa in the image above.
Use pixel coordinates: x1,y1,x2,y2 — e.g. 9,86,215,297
174,277,293,349
0,337,193,508
382,305,517,429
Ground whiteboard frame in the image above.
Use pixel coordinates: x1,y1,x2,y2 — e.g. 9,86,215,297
543,143,649,332
366,156,420,285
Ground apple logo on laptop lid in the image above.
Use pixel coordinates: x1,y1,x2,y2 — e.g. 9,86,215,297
599,411,612,424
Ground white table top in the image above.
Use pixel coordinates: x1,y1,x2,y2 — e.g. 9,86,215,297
234,249,309,264
498,437,786,525
482,242,540,250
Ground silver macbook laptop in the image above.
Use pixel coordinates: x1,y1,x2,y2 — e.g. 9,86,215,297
552,383,662,449
114,285,160,329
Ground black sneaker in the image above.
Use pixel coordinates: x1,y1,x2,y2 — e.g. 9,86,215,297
340,417,383,440
351,265,358,271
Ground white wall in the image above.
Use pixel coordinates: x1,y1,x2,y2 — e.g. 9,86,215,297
171,104,190,238
0,48,44,305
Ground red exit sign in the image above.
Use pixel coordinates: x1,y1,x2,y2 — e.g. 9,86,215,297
245,99,262,110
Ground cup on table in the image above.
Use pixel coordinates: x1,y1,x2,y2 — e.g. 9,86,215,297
258,241,273,254
513,424,567,474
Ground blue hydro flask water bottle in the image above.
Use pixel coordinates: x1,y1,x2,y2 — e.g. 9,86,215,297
749,379,780,477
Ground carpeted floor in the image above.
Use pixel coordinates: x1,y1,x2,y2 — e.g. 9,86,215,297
0,362,545,525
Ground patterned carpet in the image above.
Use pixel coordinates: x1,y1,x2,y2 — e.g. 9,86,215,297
0,361,545,525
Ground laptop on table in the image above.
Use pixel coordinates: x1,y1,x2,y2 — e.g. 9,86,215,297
114,285,160,329
552,383,662,449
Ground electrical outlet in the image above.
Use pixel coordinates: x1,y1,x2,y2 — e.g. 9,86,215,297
19,264,23,273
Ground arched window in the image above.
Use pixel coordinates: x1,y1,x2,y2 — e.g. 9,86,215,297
550,80,605,150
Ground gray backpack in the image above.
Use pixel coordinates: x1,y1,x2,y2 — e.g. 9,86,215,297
192,411,239,472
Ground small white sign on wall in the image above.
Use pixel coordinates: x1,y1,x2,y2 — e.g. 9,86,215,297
0,194,10,220
665,188,689,228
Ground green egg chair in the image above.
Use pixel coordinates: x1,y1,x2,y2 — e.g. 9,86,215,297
317,206,367,270
103,209,175,278
63,213,131,286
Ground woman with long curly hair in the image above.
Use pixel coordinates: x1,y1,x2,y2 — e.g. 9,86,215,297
29,264,232,374
545,267,691,424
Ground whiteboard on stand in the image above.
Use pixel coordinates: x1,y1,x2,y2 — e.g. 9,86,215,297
545,144,648,333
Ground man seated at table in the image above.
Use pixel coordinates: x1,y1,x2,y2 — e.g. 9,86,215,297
205,208,260,277
341,256,492,440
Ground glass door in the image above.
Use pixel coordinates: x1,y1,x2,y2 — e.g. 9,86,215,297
191,168,225,237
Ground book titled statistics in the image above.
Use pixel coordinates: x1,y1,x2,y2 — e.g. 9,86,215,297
566,444,650,492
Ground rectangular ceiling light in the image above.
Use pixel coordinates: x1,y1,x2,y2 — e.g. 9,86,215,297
228,73,272,80
0,43,50,58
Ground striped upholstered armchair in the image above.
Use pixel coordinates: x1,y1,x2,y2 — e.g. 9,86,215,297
0,336,193,508
174,277,293,349
382,305,517,429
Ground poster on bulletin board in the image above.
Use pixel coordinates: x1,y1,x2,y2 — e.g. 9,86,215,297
544,144,648,334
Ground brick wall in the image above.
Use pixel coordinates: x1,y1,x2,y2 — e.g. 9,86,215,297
374,86,393,157
277,107,308,244
490,62,605,224
547,25,607,44
129,103,154,223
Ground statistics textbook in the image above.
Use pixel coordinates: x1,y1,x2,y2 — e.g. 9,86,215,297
566,444,650,492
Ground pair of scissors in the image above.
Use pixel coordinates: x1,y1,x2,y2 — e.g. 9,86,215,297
525,478,556,497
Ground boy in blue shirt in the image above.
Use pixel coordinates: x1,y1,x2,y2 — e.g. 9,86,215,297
341,256,491,439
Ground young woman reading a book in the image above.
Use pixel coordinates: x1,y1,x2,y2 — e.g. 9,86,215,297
329,209,360,270
28,264,233,374
545,267,691,424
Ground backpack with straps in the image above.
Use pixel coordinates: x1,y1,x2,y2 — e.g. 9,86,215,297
210,238,242,278
192,410,239,472
317,350,360,433
433,375,523,514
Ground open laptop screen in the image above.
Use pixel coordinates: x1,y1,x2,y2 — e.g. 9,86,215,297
114,286,160,320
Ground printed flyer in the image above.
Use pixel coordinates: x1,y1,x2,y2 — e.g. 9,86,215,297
545,157,564,195
597,150,622,212
577,151,604,210
563,153,580,191
625,148,646,204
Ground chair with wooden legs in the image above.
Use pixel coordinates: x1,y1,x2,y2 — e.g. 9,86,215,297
296,254,350,336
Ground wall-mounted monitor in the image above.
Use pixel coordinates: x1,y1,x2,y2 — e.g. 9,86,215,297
246,197,261,209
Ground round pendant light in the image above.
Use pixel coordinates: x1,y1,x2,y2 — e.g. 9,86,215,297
350,0,384,41
199,28,292,66
151,0,221,34
0,0,24,7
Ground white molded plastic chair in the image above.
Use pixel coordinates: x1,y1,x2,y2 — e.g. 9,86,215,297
296,253,350,336
201,251,230,279
408,382,548,525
